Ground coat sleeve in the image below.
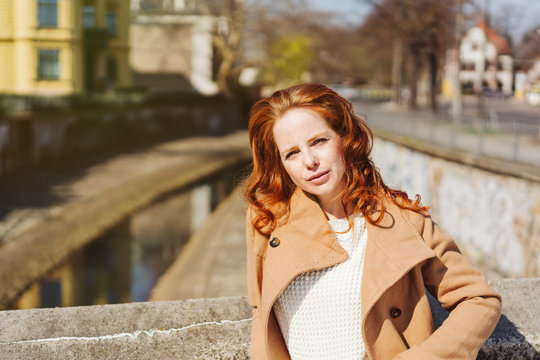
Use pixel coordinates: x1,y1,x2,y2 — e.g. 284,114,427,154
246,206,268,360
396,211,502,360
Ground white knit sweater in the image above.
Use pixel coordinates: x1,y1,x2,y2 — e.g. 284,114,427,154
273,214,368,360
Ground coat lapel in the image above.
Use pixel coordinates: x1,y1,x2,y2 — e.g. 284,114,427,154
261,188,349,316
361,201,436,322
273,188,349,266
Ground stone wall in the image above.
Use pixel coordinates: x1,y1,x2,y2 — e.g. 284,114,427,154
372,132,540,277
0,297,252,360
0,96,247,177
0,132,252,309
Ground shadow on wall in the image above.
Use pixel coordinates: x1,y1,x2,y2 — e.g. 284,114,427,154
478,315,540,359
428,292,540,359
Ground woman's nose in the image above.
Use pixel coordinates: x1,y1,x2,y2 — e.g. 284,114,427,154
303,151,319,169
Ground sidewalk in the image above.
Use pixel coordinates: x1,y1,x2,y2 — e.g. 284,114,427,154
150,188,247,301
0,131,251,308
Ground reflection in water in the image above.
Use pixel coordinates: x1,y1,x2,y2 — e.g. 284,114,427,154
11,170,237,309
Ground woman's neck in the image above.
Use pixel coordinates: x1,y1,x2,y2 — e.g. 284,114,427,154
319,196,353,220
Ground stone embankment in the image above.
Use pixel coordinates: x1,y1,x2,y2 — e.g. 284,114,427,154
0,131,252,308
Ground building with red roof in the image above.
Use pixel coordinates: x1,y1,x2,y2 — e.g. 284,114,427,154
446,19,514,96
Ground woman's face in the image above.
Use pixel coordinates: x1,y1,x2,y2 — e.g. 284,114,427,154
273,108,346,205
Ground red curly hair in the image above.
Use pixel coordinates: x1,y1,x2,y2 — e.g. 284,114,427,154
245,83,427,235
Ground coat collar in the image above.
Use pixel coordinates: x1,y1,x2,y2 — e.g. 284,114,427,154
271,188,349,267
270,187,436,319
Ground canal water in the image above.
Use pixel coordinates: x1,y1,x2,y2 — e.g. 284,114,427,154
10,168,243,309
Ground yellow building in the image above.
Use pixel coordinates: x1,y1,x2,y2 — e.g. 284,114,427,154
0,0,131,95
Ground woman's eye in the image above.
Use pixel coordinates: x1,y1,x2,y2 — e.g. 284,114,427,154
313,138,328,145
285,150,298,160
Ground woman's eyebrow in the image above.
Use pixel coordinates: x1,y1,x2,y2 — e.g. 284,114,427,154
280,144,296,157
307,131,330,143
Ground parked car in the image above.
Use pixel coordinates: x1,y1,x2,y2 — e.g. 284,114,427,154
526,92,540,106
482,88,507,98
330,84,359,99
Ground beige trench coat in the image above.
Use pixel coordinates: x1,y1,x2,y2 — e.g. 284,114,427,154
246,188,501,359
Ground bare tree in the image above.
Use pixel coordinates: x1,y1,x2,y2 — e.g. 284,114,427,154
248,0,362,88
358,0,454,111
516,26,540,61
489,2,526,48
197,0,247,97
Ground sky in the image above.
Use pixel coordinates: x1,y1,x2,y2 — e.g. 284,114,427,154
308,0,370,25
308,0,540,42
488,0,540,41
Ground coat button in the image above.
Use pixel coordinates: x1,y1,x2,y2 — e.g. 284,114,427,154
269,237,280,247
390,307,401,319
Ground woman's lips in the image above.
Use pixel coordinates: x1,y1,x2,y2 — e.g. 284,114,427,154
308,170,330,184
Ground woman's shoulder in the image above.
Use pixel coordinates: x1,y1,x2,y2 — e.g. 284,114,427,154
379,193,432,233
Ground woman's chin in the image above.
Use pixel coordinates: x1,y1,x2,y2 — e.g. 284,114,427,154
304,185,338,201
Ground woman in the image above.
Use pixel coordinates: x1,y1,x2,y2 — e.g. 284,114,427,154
244,83,501,360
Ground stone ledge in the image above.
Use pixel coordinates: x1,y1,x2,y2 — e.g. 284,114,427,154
0,297,252,360
0,279,539,359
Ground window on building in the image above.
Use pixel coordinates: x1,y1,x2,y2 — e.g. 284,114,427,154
38,0,58,28
83,6,95,28
106,11,117,37
38,49,60,80
461,62,475,71
161,0,186,10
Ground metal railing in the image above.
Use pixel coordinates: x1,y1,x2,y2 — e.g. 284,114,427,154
358,102,540,167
